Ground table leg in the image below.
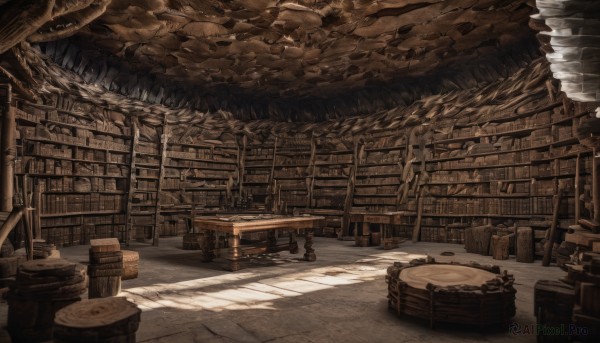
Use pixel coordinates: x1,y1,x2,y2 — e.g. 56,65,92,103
289,230,298,254
201,230,215,262
267,230,277,253
227,233,242,271
303,229,316,261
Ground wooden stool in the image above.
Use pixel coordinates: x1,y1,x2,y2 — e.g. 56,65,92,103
121,250,139,280
54,297,141,343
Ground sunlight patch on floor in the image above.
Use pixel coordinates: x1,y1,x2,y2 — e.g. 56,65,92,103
120,263,387,313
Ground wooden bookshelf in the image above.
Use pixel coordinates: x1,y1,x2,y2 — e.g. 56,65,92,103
15,99,130,246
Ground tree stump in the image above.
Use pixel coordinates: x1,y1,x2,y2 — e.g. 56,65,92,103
464,225,494,255
491,235,510,260
516,227,534,263
54,297,141,343
7,258,87,342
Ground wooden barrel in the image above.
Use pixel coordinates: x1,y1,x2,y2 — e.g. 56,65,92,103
386,258,516,328
121,250,139,280
53,297,141,343
7,258,87,342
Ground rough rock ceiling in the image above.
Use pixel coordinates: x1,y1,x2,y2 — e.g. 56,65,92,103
0,0,544,121
21,40,563,143
70,0,535,98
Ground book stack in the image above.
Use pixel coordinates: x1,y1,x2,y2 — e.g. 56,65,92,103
88,238,123,298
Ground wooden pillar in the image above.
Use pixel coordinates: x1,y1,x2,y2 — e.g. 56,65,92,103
0,83,14,212
125,123,139,246
266,137,278,211
575,153,581,222
153,118,169,247
33,183,41,239
516,227,534,263
342,141,360,238
238,134,247,198
543,182,564,266
412,185,425,243
593,149,600,223
0,208,23,248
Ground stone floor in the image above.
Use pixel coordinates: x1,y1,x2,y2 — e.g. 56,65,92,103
1,236,567,343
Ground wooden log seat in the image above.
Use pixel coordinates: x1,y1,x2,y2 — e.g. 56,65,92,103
54,297,141,343
121,250,139,281
7,258,87,342
386,258,516,328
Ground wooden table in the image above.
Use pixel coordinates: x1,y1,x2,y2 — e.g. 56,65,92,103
194,215,325,271
347,211,409,247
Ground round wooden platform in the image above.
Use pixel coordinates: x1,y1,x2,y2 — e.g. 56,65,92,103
399,264,498,289
386,258,516,328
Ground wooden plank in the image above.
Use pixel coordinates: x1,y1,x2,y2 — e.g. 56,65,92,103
594,148,600,223
238,134,247,198
153,118,169,247
565,231,600,247
266,137,278,212
307,134,316,208
575,153,581,222
412,185,425,243
195,215,326,235
491,235,510,260
90,238,121,253
125,123,139,246
342,141,360,238
516,227,534,263
0,208,23,250
0,89,15,212
578,218,600,232
22,175,32,261
33,185,41,239
543,183,564,266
